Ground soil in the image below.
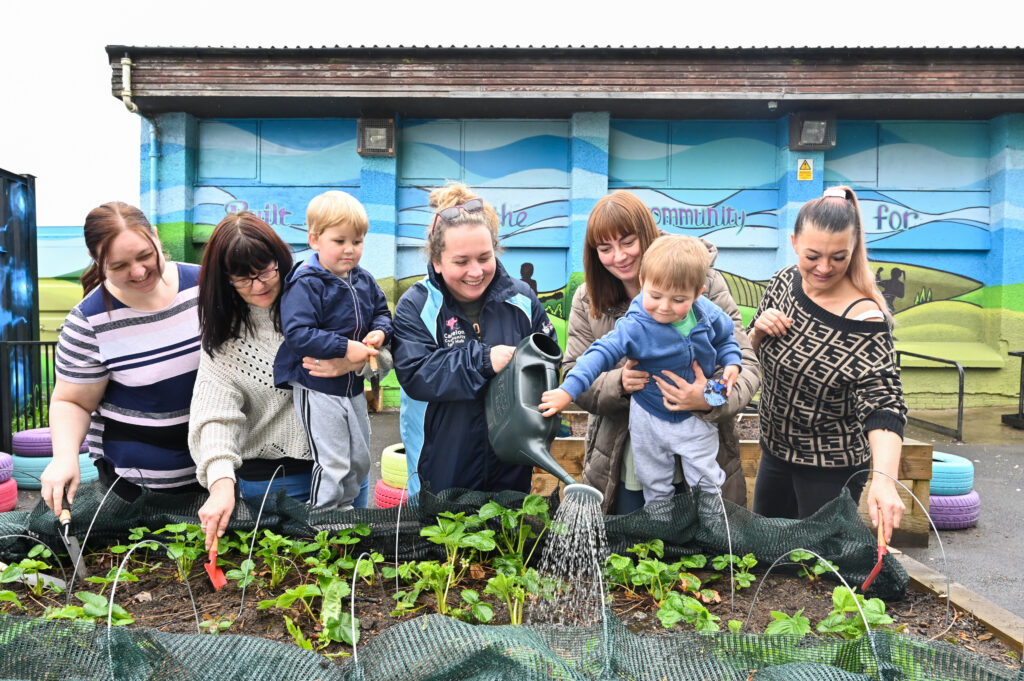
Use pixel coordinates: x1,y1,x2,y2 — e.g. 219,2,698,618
5,551,1020,671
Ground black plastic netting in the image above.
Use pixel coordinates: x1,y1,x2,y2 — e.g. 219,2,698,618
1,484,1016,681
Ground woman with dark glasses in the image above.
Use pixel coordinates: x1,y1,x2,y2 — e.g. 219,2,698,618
393,183,557,496
190,212,356,549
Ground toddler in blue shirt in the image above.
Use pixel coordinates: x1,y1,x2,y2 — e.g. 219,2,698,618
540,235,741,506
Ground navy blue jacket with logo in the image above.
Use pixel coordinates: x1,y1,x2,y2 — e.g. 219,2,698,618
393,259,556,497
274,254,393,397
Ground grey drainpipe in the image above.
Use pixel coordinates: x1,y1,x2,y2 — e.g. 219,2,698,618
120,54,159,224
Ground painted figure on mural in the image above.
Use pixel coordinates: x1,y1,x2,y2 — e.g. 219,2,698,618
879,267,906,315
520,262,538,294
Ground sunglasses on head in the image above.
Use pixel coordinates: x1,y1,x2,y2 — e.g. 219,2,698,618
430,198,485,234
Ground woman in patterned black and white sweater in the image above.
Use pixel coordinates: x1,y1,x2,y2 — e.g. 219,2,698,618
749,186,907,540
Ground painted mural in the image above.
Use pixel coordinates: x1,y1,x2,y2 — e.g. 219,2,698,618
1,170,39,420
32,112,1024,406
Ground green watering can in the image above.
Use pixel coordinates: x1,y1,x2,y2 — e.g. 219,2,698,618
485,333,603,504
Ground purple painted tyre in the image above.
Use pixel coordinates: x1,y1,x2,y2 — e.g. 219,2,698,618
0,452,12,483
0,477,17,512
11,428,53,456
374,478,408,509
930,490,980,530
10,428,88,457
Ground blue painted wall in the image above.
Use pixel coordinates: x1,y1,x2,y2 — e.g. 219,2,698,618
37,112,1024,406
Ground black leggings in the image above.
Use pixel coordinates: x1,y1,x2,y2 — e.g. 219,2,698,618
752,447,870,520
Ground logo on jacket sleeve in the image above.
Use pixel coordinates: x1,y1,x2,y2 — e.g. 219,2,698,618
442,316,467,346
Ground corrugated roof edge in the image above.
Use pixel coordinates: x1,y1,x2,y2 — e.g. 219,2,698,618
105,44,1024,54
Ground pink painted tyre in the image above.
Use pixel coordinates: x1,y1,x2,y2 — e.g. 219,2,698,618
374,478,408,509
930,490,980,530
0,478,17,512
0,452,12,483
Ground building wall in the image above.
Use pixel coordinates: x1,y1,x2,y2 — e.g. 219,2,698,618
39,111,1023,407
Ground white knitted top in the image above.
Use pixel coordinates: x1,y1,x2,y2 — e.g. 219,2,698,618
188,305,310,488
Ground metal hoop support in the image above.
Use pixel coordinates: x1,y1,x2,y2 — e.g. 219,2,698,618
63,467,154,606
0,533,68,589
843,467,951,625
106,538,201,678
745,548,886,673
693,474,736,612
393,471,420,595
234,464,287,621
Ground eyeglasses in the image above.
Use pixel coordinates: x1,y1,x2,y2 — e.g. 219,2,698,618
430,198,485,234
229,263,279,289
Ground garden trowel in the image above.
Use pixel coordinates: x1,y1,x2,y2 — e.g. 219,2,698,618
59,496,90,579
860,517,887,592
366,354,382,412
205,536,227,590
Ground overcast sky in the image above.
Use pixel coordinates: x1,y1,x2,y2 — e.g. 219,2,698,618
3,0,1020,226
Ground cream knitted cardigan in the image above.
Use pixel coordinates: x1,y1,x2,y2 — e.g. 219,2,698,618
188,305,310,488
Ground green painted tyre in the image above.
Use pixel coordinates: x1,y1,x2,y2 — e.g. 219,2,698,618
380,443,408,488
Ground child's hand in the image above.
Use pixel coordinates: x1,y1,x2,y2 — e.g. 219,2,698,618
362,330,386,349
538,389,572,417
344,340,379,365
722,365,740,396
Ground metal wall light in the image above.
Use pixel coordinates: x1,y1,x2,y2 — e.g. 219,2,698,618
788,112,836,151
357,118,396,157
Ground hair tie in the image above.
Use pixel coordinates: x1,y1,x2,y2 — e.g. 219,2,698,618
822,187,848,199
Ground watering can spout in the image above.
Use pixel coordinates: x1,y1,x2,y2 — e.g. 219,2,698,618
486,333,582,487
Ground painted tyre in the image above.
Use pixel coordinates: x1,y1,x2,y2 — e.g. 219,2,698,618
930,451,974,496
0,452,12,483
374,478,408,509
12,452,97,490
0,478,17,512
380,443,408,488
11,428,53,457
930,490,980,530
10,428,88,457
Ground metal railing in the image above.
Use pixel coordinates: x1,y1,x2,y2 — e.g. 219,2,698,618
0,340,59,453
896,350,964,442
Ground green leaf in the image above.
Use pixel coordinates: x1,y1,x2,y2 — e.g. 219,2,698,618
736,572,756,588
788,549,814,562
521,494,548,518
727,619,742,633
0,590,24,610
461,533,496,552
477,501,505,521
284,615,314,650
678,554,707,569
471,602,494,623
765,609,811,636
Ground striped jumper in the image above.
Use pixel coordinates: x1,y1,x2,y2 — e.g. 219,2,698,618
55,263,201,489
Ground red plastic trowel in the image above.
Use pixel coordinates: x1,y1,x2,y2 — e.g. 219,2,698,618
860,518,887,593
205,536,227,590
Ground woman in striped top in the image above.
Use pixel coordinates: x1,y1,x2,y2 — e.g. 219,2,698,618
749,186,907,540
40,202,203,514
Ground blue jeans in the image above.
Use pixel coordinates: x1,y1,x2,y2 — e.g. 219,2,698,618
238,474,369,508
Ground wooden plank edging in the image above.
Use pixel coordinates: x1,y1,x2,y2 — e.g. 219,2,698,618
894,552,1024,654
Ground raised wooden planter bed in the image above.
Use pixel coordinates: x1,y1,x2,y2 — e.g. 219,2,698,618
538,411,934,547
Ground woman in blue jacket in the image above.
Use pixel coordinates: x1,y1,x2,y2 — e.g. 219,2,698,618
393,184,557,496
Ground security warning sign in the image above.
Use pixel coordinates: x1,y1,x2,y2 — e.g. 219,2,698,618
798,159,813,181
